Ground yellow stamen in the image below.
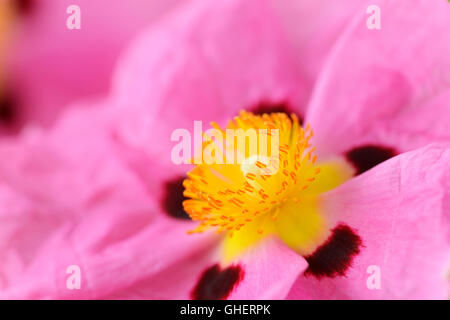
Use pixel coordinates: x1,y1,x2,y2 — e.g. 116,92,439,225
183,111,353,261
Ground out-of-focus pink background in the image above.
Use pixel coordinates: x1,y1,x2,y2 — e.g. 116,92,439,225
0,0,448,300
0,0,183,133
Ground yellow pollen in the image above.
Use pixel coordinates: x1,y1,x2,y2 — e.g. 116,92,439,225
183,111,321,236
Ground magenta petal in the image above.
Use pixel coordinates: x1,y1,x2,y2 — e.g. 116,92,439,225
306,0,450,157
288,144,450,299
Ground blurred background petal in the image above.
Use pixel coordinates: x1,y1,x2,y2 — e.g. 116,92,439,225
1,0,182,134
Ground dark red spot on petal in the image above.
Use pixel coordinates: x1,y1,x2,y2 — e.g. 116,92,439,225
345,145,397,176
250,101,303,125
0,93,16,125
304,224,362,279
14,0,34,15
161,176,191,220
191,264,244,300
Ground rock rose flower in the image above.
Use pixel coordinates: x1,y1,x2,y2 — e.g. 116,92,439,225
0,0,448,300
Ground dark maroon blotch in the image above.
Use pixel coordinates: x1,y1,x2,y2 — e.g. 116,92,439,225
191,264,244,300
250,101,304,125
14,0,34,15
161,176,191,220
345,145,397,176
0,94,16,125
304,224,362,279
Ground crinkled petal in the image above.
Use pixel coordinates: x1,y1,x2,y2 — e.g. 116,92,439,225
306,0,450,157
288,144,450,299
111,0,308,168
0,209,219,299
0,98,222,298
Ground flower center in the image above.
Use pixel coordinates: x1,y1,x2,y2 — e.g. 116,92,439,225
183,111,352,261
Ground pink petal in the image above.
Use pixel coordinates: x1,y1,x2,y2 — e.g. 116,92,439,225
0,210,219,299
270,0,365,96
111,0,308,168
288,144,450,299
0,119,306,300
3,0,181,132
227,237,307,300
306,0,450,157
0,98,221,298
1,0,327,299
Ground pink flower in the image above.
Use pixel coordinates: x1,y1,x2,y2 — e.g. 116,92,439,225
0,0,181,135
0,0,449,300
